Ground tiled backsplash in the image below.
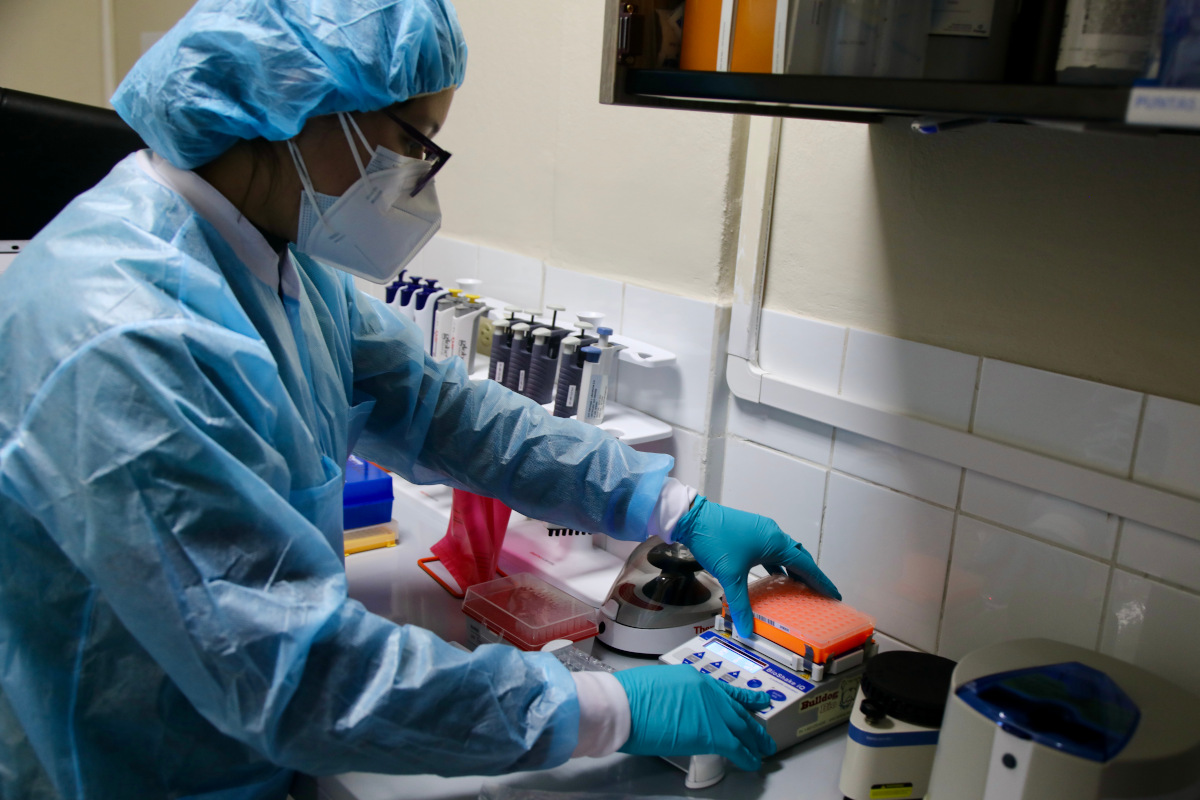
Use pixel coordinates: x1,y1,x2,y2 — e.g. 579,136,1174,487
390,236,1200,696
722,307,1200,696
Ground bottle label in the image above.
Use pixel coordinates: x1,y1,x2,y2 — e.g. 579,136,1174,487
584,376,608,422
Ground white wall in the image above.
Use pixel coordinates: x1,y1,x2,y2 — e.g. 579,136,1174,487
765,117,1200,405
0,0,193,109
0,0,109,107
437,1,743,301
0,0,744,302
722,309,1200,696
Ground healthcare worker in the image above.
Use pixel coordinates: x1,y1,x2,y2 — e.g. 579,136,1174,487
0,1,840,797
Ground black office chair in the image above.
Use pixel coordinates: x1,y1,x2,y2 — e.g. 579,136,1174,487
0,87,146,243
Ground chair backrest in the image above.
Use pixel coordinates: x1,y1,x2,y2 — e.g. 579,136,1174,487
0,87,146,240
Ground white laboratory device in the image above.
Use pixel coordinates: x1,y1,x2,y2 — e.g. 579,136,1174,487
659,620,873,787
839,651,957,800
597,539,724,656
926,639,1200,800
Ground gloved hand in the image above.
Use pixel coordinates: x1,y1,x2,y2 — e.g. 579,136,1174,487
614,665,776,771
672,496,840,637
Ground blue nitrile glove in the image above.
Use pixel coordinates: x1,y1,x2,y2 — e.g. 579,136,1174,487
615,665,777,771
672,496,841,637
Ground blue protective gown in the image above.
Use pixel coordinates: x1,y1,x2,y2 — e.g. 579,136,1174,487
0,153,672,799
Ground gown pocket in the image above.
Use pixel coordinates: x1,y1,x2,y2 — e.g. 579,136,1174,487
288,455,346,560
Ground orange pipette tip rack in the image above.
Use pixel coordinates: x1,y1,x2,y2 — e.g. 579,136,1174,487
724,575,876,664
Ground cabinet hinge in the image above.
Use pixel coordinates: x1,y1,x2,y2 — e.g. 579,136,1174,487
617,3,645,64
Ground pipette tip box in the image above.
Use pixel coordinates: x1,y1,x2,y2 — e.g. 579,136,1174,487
343,456,393,529
463,574,600,653
726,574,876,665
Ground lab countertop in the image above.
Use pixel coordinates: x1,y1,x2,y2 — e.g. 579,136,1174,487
295,482,850,800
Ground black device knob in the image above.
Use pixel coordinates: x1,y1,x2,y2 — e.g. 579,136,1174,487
859,698,886,725
859,651,958,729
642,543,711,607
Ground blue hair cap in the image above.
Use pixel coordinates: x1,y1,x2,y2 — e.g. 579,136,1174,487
113,0,467,169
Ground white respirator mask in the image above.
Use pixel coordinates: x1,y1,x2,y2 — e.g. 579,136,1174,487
287,112,441,284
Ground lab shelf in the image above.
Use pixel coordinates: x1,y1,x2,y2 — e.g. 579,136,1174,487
615,68,1138,127
468,366,673,445
583,400,673,445
598,0,1200,132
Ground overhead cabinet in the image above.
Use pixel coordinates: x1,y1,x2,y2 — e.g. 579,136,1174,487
600,0,1200,131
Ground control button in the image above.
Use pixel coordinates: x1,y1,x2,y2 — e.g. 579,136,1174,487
727,671,741,680
692,652,706,660
709,661,722,670
757,705,774,716
768,690,787,702
700,668,713,675
746,679,763,689
682,657,696,665
719,675,733,684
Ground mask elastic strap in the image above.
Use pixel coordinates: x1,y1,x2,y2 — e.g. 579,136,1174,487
286,139,333,234
344,113,375,160
337,113,370,179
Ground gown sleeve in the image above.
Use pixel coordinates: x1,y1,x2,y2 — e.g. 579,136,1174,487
0,316,580,776
346,283,674,540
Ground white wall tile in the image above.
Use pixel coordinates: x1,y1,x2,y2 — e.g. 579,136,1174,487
542,265,625,334
634,426,705,493
841,330,979,430
833,430,962,508
1100,570,1200,696
820,474,955,651
615,285,717,434
1117,520,1200,593
726,396,835,465
873,632,921,654
974,360,1142,475
475,245,544,312
405,235,480,287
719,439,828,552
1134,396,1200,500
939,517,1109,661
758,310,845,395
960,472,1120,559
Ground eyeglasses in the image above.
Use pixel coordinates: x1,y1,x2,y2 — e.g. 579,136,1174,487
383,110,451,197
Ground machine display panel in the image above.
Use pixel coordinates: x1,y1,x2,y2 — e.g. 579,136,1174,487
704,638,765,673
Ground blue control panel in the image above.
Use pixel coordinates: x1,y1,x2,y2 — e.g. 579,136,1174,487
662,630,816,719
661,628,866,758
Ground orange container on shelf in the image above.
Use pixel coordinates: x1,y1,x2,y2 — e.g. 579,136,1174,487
730,0,779,73
725,574,876,664
681,0,723,71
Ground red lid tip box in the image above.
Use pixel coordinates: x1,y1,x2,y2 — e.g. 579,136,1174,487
463,574,599,652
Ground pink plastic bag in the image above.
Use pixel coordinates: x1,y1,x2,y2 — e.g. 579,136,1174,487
429,489,513,594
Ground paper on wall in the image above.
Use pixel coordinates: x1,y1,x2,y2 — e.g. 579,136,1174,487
931,0,997,37
1057,0,1161,71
